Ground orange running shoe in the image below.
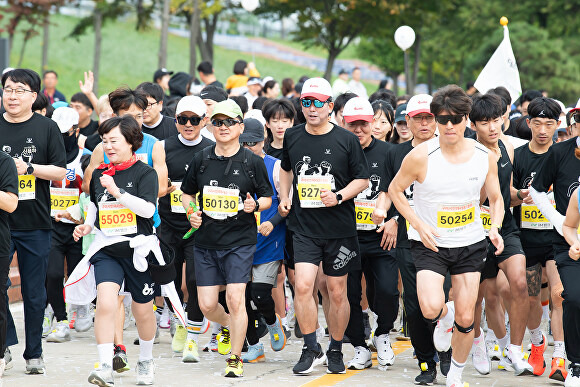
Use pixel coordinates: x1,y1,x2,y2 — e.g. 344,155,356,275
528,333,546,376
549,357,567,382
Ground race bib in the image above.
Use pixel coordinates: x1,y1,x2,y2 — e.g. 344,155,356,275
255,212,261,227
437,202,475,230
406,202,414,231
98,201,137,236
202,186,239,220
297,175,332,208
520,201,555,230
355,198,376,231
480,206,491,236
170,182,185,214
18,175,35,200
50,187,79,217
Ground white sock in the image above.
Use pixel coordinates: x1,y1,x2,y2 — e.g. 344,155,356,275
97,343,114,367
139,338,154,361
212,323,221,335
447,357,466,380
529,325,543,345
508,344,522,360
498,334,509,351
281,315,288,327
542,304,549,320
186,319,204,342
486,328,496,342
553,341,566,359
473,331,484,346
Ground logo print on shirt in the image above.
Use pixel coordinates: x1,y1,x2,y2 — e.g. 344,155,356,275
26,138,33,144
185,164,189,171
142,283,154,296
333,246,357,270
126,182,133,188
501,162,509,168
371,162,378,168
233,169,240,175
2,146,11,154
325,149,331,155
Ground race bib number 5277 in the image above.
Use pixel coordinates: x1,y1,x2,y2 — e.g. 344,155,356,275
297,175,332,208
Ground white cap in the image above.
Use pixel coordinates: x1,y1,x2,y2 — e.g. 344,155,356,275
261,76,274,87
176,96,206,117
569,99,580,115
245,109,266,126
52,107,79,133
301,77,332,101
1,67,14,76
406,94,433,117
342,97,374,123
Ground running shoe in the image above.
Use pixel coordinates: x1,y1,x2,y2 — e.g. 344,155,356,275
172,325,187,353
566,363,580,387
203,334,219,352
113,345,130,373
242,343,265,363
293,344,326,375
88,363,114,386
433,314,454,352
75,304,93,332
136,359,155,385
528,333,547,376
123,304,132,330
217,327,231,355
46,320,71,343
267,314,287,351
373,333,395,370
326,348,346,374
25,357,45,374
415,362,437,385
438,349,452,376
346,346,372,370
42,306,54,338
363,312,371,340
182,339,200,363
0,358,5,379
4,349,12,371
69,306,77,329
550,357,567,382
472,337,491,375
499,347,534,375
224,355,243,377
446,373,468,387
486,340,502,361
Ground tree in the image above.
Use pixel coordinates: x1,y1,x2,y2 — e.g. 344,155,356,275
158,0,171,68
357,37,405,95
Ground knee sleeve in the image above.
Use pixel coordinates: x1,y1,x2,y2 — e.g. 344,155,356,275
454,321,474,334
251,283,274,308
551,283,564,308
425,308,443,324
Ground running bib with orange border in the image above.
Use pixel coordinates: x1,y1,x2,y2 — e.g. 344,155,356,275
480,206,491,236
98,201,137,236
50,187,79,216
255,212,261,227
136,153,148,163
521,201,555,230
202,186,239,220
170,182,185,214
437,202,475,230
297,175,332,208
354,199,376,231
18,175,35,200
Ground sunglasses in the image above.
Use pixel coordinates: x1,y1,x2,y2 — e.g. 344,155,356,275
301,98,329,108
176,116,203,126
436,114,465,125
242,142,258,147
572,113,580,125
211,118,242,128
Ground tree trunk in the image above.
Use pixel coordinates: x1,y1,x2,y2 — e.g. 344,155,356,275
427,62,433,94
17,29,33,67
189,0,200,75
93,10,102,95
158,0,170,68
196,22,210,62
323,48,340,81
388,71,399,96
41,13,50,72
412,34,421,93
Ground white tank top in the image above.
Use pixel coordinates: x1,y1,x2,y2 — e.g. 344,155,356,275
408,137,489,248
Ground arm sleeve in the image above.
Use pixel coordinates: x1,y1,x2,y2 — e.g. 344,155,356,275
118,192,156,218
132,167,158,216
529,186,564,235
46,121,67,168
268,212,284,227
84,201,97,229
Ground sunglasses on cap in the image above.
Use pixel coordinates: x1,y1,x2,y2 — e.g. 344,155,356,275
301,98,329,108
211,118,242,128
436,114,465,125
176,115,203,126
242,142,258,147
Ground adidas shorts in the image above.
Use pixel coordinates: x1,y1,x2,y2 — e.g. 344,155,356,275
292,233,361,277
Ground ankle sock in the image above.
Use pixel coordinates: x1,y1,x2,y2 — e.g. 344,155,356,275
529,326,543,345
304,331,317,351
186,319,204,342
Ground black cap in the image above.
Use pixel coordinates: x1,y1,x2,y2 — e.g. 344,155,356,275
395,103,407,123
153,68,174,82
239,118,264,142
338,69,347,75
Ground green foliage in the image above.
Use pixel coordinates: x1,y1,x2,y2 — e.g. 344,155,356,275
68,0,132,38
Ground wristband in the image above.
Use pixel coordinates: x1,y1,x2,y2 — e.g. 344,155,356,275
516,189,523,200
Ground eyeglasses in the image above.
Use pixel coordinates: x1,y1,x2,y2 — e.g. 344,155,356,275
242,141,258,147
435,114,464,125
3,87,34,96
301,98,329,108
176,115,203,126
410,114,435,123
211,118,241,128
146,101,160,110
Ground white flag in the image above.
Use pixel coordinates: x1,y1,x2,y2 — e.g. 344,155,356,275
474,26,522,104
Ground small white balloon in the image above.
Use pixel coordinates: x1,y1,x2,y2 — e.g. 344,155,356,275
394,25,415,51
241,0,259,12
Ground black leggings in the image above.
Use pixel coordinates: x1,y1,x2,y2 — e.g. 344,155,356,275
245,281,276,345
555,248,580,363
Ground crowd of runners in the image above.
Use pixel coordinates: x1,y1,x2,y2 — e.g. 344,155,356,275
0,60,578,387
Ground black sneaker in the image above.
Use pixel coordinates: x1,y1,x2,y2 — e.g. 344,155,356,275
293,344,326,375
326,349,346,374
438,349,451,376
113,345,130,373
414,362,437,385
294,321,303,338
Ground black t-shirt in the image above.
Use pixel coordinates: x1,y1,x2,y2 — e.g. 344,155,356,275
84,133,101,152
356,138,392,242
464,127,477,139
142,115,178,140
80,119,99,137
159,135,214,231
264,143,284,160
531,137,580,248
0,113,67,230
0,152,19,256
181,145,273,249
513,144,553,248
90,161,158,257
208,80,224,89
281,123,369,239
384,140,414,248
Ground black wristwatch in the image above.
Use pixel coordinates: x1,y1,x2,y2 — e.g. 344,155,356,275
254,199,260,212
118,188,126,196
26,162,34,175
335,192,343,205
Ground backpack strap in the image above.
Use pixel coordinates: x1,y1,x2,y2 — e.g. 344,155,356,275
198,145,214,174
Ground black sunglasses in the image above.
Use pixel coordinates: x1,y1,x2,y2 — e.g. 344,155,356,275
436,114,465,125
572,113,580,125
176,116,203,126
242,141,258,147
211,118,242,128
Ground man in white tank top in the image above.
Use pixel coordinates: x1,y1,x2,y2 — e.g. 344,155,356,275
389,85,505,387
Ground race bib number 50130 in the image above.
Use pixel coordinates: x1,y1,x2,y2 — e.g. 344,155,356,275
202,186,239,220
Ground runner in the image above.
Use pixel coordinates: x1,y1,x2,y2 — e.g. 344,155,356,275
370,100,394,142
180,99,273,377
391,103,411,144
157,96,214,362
0,68,67,374
199,85,228,142
389,85,505,387
263,99,296,160
511,97,567,380
278,77,369,375
340,97,399,372
136,82,178,140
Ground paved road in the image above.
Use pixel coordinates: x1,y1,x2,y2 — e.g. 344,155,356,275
4,302,566,386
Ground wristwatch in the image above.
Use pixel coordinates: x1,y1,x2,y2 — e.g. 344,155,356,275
335,192,343,205
26,162,34,175
118,188,126,196
392,215,399,224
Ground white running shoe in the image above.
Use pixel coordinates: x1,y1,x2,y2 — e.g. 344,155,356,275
88,363,114,386
203,334,218,352
75,304,93,332
346,346,372,370
433,302,454,353
486,340,502,361
472,338,491,375
373,333,395,370
446,373,467,387
136,359,155,385
46,321,71,343
123,304,132,330
566,363,580,387
42,306,54,338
